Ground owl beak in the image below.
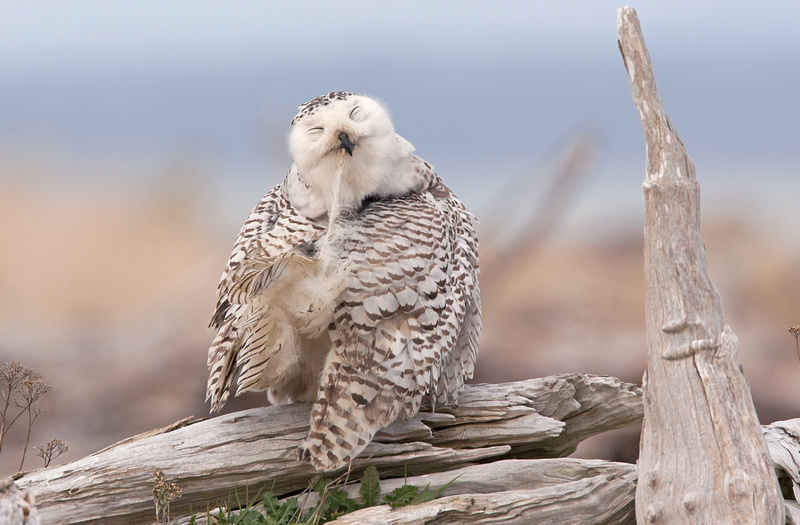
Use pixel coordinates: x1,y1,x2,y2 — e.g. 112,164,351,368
338,132,355,156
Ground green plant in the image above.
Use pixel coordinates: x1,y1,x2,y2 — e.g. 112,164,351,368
381,464,458,509
192,464,457,524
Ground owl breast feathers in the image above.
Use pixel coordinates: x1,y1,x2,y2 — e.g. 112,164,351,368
206,92,481,471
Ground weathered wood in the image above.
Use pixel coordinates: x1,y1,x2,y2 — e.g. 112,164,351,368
336,453,800,525
268,458,636,525
330,460,638,525
764,419,800,502
787,502,800,525
763,419,800,524
15,374,642,524
179,427,800,525
423,373,643,459
617,6,784,524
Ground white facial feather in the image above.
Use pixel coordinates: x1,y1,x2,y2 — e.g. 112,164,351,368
287,94,416,218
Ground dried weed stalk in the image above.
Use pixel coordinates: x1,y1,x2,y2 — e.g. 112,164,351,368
153,469,183,523
35,438,69,467
0,360,62,472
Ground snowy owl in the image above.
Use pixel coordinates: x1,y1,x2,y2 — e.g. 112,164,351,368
206,91,481,471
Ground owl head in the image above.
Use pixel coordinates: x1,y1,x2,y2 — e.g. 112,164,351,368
287,92,416,217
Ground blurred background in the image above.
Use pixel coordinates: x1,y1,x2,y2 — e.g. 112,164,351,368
1,1,798,475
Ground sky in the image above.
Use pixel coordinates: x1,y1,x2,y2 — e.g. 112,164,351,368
0,0,798,233
1,2,796,69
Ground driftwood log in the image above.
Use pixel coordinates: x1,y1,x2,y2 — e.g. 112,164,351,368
617,6,784,524
15,374,643,524
327,422,800,525
764,420,800,524
329,459,638,525
10,415,800,524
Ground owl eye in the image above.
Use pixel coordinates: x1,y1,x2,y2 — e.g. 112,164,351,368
307,127,323,134
349,106,362,120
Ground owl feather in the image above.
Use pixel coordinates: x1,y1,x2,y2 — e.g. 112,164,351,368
206,92,481,471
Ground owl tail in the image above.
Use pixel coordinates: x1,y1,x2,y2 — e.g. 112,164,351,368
297,338,422,471
298,381,403,472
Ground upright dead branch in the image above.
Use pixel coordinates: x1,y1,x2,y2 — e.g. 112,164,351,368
617,6,783,524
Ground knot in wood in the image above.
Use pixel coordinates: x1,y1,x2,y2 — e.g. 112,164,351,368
661,317,720,360
645,504,662,523
661,316,703,334
682,492,698,513
725,470,752,501
646,469,659,489
664,337,719,361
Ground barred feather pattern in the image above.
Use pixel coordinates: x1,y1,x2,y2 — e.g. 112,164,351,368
206,183,328,411
206,156,480,471
298,157,480,470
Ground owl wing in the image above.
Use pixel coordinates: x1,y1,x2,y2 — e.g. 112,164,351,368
206,177,326,412
300,162,481,470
